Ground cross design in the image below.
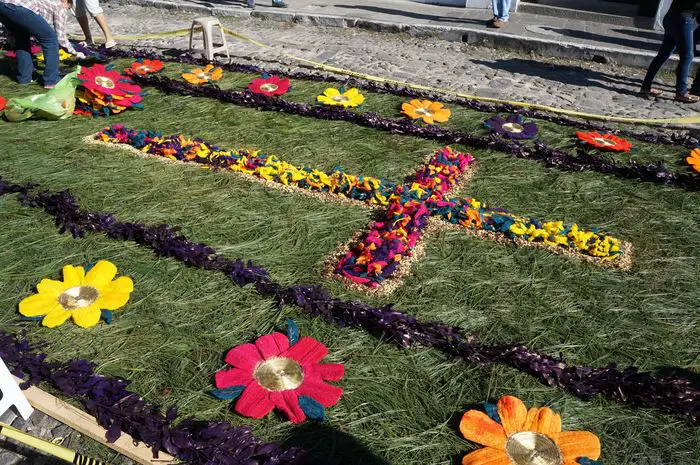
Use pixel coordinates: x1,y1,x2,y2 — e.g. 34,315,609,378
90,126,631,295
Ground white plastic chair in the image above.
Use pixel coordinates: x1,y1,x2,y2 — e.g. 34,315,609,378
189,17,230,62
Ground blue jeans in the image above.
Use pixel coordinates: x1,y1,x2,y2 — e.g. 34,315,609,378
0,2,60,86
492,0,511,21
642,11,697,96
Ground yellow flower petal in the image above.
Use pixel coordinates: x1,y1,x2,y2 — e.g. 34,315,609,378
36,278,67,296
345,88,359,97
96,276,134,310
71,305,102,328
42,308,71,328
19,294,59,317
62,265,85,287
85,260,118,289
323,88,341,97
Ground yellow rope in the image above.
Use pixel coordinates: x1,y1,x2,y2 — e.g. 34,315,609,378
106,26,700,126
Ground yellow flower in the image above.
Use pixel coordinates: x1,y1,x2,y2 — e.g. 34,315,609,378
317,88,365,108
37,49,73,62
19,261,134,328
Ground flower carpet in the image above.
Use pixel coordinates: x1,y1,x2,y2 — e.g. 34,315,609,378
0,48,698,465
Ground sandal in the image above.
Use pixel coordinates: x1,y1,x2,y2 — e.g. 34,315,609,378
674,93,700,103
639,88,663,97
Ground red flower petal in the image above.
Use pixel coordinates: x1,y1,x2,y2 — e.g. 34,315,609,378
306,363,345,381
282,336,328,365
295,379,343,407
235,382,275,418
214,367,254,388
269,390,306,423
0,95,6,112
224,343,262,370
255,332,290,359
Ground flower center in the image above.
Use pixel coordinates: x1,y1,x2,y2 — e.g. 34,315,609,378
415,107,434,117
592,137,616,147
505,432,563,465
137,66,151,72
260,83,279,92
95,76,115,89
58,286,99,310
503,122,525,134
332,95,349,102
254,357,304,391
197,73,209,79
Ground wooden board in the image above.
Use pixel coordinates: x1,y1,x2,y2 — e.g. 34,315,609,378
13,376,177,465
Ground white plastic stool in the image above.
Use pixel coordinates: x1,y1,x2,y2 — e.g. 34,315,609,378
189,17,230,62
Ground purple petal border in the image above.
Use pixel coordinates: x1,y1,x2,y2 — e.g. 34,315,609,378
1,179,698,424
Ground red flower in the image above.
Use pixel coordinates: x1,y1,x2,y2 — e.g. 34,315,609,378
126,59,164,75
576,131,632,152
78,64,141,97
0,95,6,112
215,332,344,423
248,76,290,97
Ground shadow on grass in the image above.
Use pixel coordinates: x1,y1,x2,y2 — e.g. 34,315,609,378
284,422,390,465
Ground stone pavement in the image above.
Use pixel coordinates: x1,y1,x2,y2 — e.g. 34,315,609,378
104,0,681,69
91,3,697,121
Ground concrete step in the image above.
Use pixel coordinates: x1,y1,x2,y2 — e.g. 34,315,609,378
519,0,654,28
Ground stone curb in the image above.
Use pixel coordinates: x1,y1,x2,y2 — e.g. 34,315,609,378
104,0,696,71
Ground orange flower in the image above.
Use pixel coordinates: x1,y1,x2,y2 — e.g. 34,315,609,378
576,131,632,153
401,99,451,124
182,64,223,85
686,148,700,173
460,395,600,465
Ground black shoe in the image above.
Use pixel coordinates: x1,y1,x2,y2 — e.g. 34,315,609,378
272,1,288,7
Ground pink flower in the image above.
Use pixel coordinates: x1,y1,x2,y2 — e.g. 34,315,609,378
215,332,344,423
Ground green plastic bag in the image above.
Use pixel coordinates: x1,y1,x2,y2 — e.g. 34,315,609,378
3,67,80,122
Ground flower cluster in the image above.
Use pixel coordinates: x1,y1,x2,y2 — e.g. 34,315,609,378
19,260,134,328
460,395,601,465
37,49,73,62
402,99,451,124
485,114,538,140
248,75,290,97
182,64,223,85
317,87,365,108
213,320,344,423
577,131,632,152
336,147,474,287
76,64,145,116
125,59,164,75
442,198,624,261
95,125,396,205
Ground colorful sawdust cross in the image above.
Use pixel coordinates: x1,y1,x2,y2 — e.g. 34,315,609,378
89,126,631,294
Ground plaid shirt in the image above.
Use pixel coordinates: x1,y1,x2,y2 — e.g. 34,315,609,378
0,0,76,54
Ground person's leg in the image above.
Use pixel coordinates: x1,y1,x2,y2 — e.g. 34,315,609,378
672,13,697,96
0,3,34,83
83,0,116,46
500,0,512,22
641,13,680,92
491,0,502,19
74,0,93,43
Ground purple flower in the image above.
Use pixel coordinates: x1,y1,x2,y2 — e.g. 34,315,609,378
485,114,538,140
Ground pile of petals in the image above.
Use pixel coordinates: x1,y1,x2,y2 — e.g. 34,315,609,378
125,59,164,75
19,260,134,328
248,74,290,97
577,131,632,152
336,147,474,287
402,99,451,124
686,148,700,173
182,64,223,85
317,87,365,108
485,113,538,140
460,395,601,465
76,64,145,116
37,48,74,62
439,196,623,260
0,95,6,112
212,320,344,423
95,125,397,205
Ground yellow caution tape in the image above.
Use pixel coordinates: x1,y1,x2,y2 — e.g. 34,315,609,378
102,27,700,126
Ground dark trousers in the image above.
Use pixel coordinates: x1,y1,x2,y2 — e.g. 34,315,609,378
642,11,697,96
0,2,60,85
